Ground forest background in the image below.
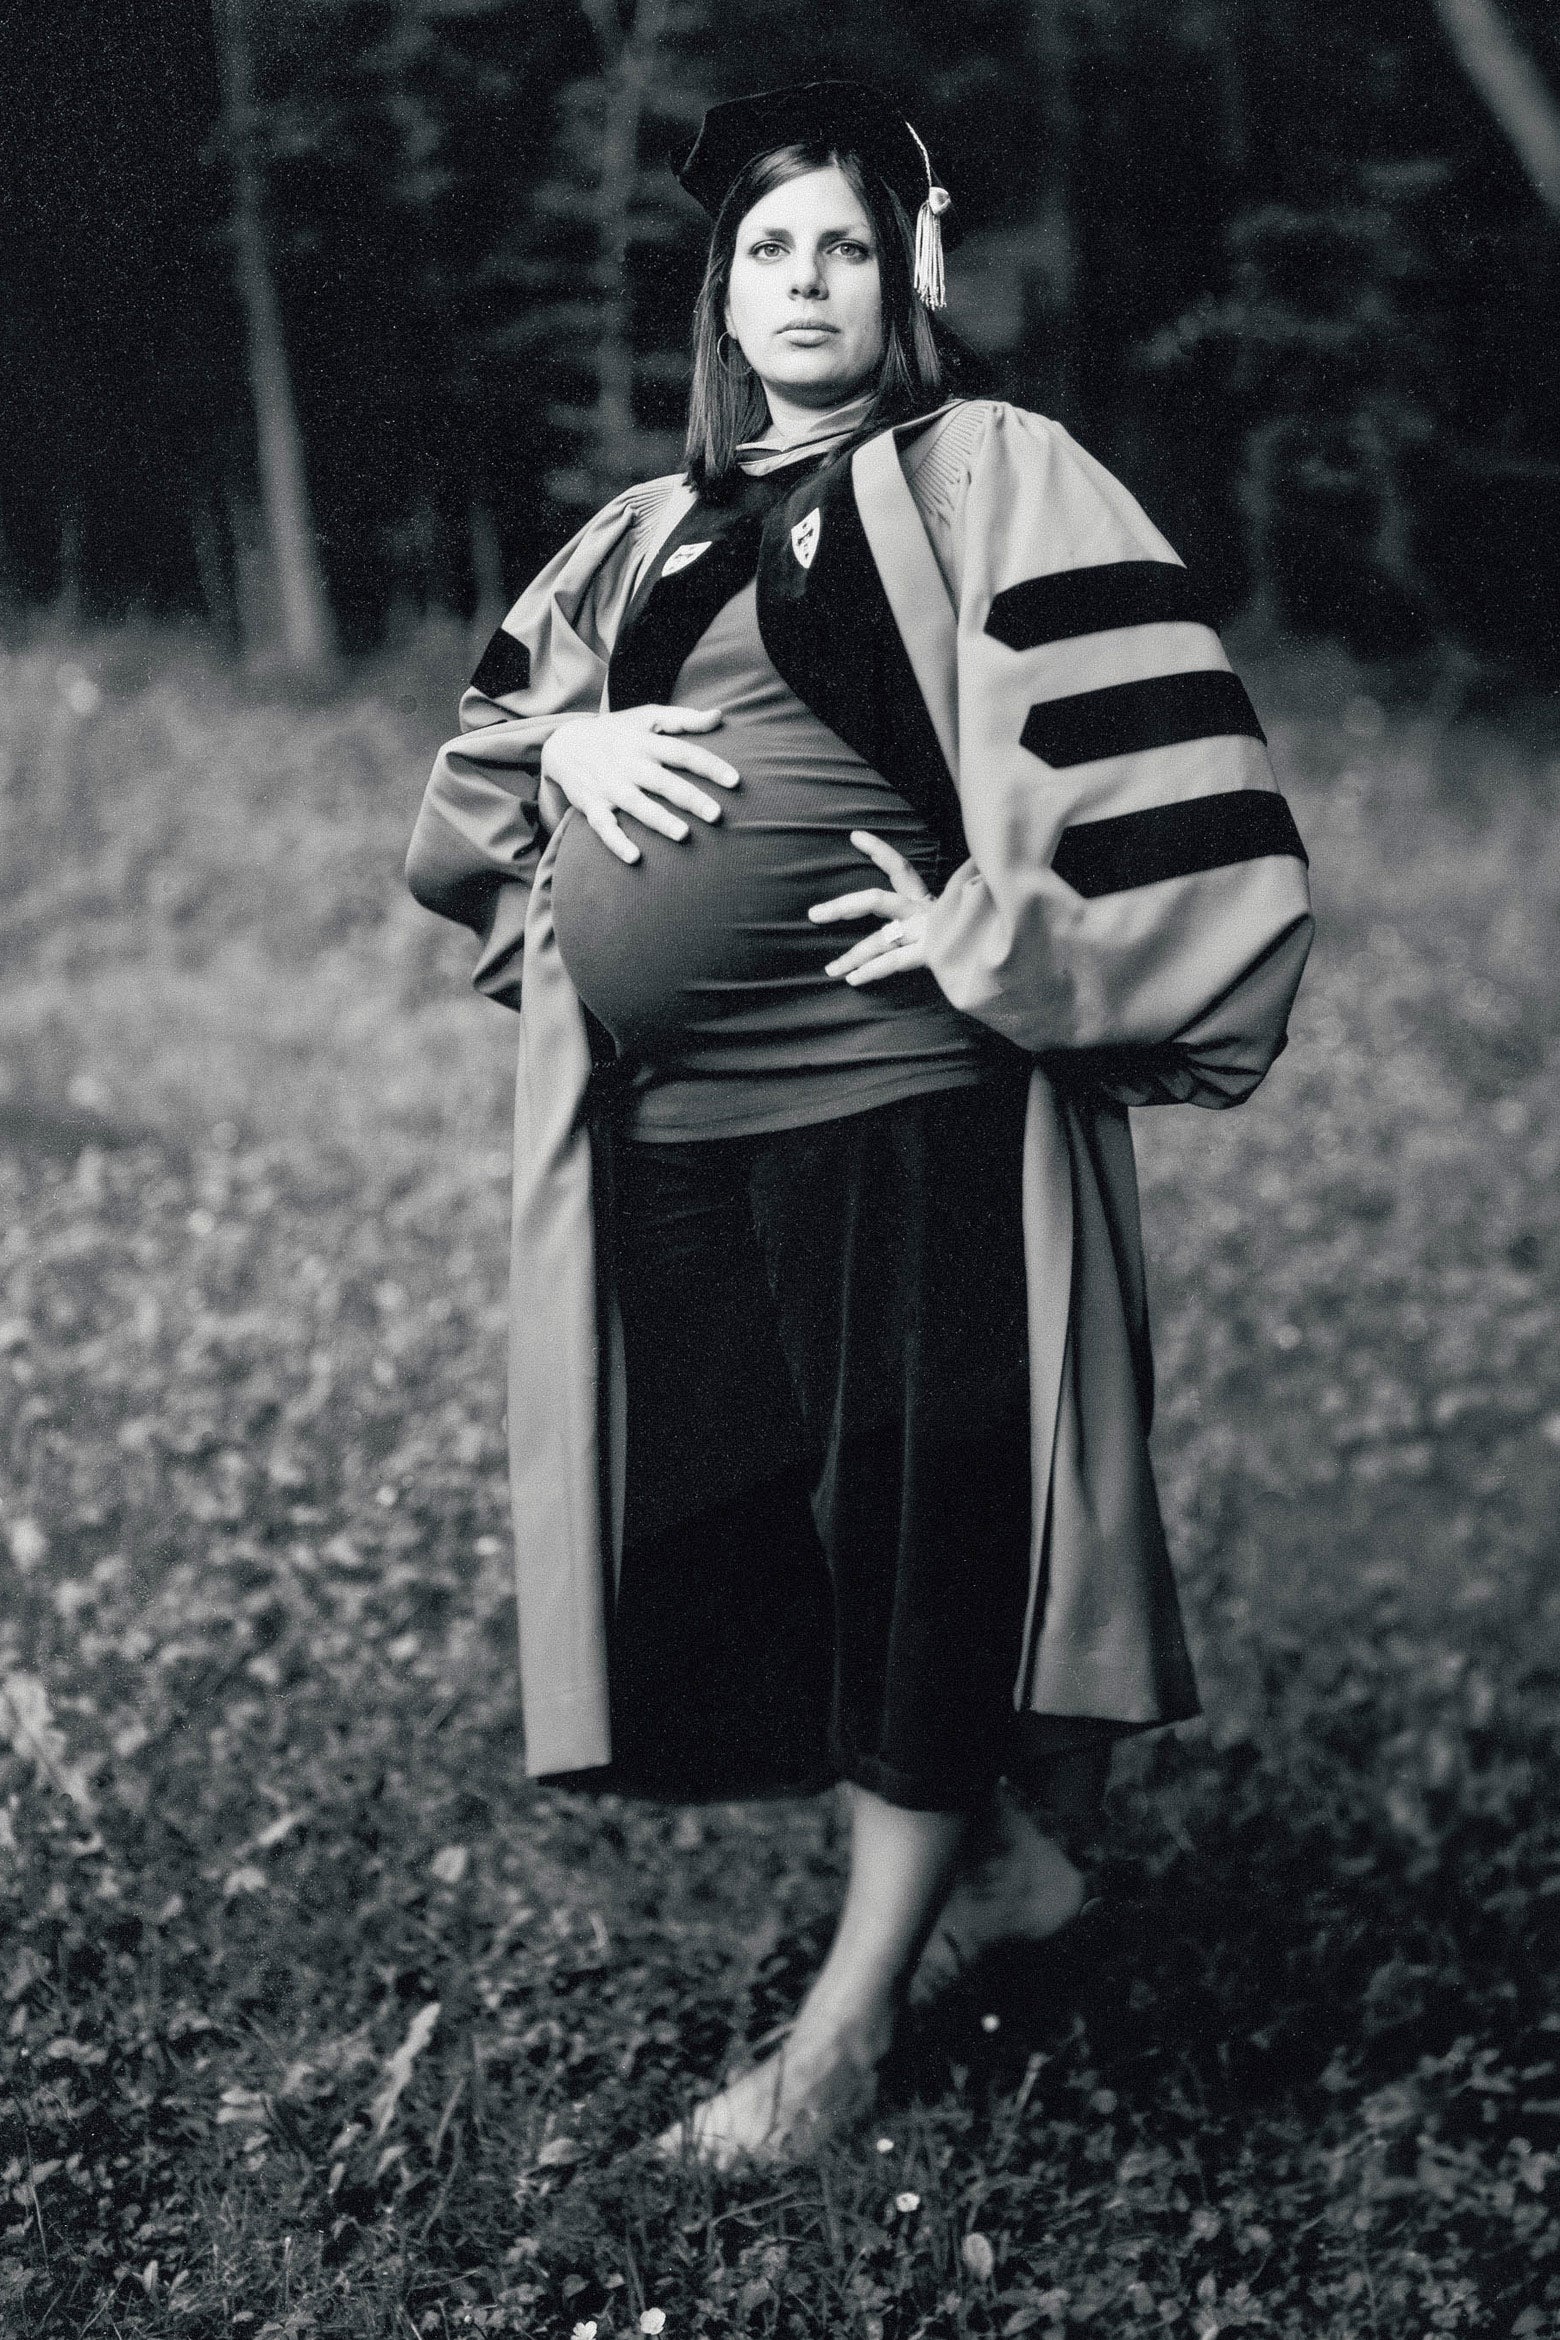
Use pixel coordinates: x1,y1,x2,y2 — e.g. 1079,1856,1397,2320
4,0,1560,679
4,3,1560,2337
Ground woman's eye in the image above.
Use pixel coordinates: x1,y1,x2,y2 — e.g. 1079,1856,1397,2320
744,235,870,260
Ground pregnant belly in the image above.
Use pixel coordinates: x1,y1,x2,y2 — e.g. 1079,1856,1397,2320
551,779,945,1053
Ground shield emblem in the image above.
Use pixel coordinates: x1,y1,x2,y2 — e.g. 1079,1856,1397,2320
662,540,712,576
790,509,822,570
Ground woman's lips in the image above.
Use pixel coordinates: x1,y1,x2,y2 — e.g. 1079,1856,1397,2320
778,321,836,337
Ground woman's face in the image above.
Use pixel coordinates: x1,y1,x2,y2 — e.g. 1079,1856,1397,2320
724,164,885,410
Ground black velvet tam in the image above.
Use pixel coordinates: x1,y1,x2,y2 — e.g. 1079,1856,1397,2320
673,78,956,239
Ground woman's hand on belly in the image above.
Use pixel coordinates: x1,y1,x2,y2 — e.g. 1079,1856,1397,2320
540,705,740,866
808,830,935,986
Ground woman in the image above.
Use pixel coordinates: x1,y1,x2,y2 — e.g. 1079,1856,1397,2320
406,79,1313,2166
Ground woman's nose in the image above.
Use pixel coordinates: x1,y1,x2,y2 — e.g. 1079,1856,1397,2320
788,247,826,297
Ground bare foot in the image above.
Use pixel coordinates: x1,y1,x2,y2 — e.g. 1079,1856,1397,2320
654,2003,893,2170
908,1788,1086,2008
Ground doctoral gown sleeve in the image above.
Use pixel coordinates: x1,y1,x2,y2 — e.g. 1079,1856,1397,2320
404,495,645,1012
922,405,1314,1108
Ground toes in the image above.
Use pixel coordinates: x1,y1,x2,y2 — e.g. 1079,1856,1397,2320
655,2109,735,2169
654,2070,779,2169
653,2043,877,2167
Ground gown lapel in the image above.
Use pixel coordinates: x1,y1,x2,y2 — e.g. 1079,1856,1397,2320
754,432,968,879
849,424,960,777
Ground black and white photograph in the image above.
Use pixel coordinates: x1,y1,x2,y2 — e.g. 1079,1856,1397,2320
2,2,1559,2332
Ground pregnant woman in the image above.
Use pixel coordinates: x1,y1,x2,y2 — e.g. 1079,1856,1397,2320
406,79,1313,2165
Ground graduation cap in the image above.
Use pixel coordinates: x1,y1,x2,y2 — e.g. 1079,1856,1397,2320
674,79,956,310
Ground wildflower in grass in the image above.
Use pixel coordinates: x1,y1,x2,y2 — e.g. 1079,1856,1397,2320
572,2324,597,2339
895,2191,920,2214
639,2312,666,2334
961,2231,995,2279
981,2012,1000,2032
876,2136,896,2153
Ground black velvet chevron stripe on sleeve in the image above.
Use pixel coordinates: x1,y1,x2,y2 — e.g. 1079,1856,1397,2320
470,627,532,701
1021,670,1266,769
986,559,1212,650
1052,789,1308,898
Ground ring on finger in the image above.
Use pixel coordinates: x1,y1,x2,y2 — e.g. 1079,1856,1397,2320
879,917,904,945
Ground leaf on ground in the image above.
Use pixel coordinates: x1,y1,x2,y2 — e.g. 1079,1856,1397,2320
215,2088,269,2128
369,2000,441,2139
253,1810,304,1851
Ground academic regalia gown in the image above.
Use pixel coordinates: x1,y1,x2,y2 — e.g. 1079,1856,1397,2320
405,399,1314,1782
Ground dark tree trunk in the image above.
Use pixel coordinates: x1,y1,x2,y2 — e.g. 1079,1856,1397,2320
468,499,507,636
190,484,239,647
578,0,672,499
56,503,83,630
1026,0,1078,412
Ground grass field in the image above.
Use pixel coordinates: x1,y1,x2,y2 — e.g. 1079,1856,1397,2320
1,625,1558,2339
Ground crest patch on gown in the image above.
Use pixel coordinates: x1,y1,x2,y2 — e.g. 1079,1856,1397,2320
661,540,713,576
790,509,821,569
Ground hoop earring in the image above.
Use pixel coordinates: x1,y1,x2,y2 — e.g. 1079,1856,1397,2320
716,331,742,370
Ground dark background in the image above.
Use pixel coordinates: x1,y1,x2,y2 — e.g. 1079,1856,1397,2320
3,0,1558,679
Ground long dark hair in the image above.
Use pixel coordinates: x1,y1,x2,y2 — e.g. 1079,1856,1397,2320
684,142,948,498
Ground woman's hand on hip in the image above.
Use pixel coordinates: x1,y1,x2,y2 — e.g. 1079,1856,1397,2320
809,831,934,984
539,705,740,866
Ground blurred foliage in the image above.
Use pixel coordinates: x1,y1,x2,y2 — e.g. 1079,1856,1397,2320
1147,172,1456,656
1,633,1559,2328
2,0,1558,672
1146,158,1560,668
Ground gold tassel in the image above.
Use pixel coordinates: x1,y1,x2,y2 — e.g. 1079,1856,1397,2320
914,184,951,310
